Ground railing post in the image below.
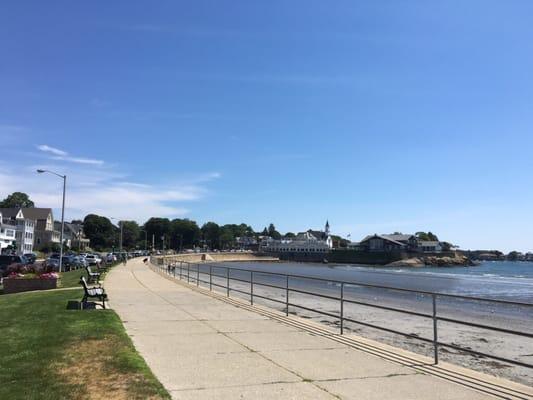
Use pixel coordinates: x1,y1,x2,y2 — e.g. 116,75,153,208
187,263,190,283
340,282,344,335
209,265,212,291
226,267,230,297
173,264,176,278
250,271,254,305
196,263,200,286
285,275,289,316
432,294,439,364
179,262,182,280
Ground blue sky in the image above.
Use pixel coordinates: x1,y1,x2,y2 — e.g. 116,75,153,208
1,1,533,252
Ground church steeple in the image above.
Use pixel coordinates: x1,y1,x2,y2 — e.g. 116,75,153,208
325,220,330,235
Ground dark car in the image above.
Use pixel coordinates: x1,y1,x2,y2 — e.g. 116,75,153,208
47,253,75,271
0,255,29,276
23,253,37,264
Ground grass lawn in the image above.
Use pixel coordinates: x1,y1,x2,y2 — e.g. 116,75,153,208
58,268,87,288
0,289,170,399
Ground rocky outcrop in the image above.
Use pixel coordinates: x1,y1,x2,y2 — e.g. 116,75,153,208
385,258,425,268
385,254,474,268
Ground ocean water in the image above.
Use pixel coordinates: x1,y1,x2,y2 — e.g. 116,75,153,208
218,261,533,303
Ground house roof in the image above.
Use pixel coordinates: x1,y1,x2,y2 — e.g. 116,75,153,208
19,207,53,221
307,230,328,240
360,234,406,247
0,208,21,218
382,234,414,242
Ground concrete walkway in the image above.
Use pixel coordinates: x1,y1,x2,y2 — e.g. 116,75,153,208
106,259,532,400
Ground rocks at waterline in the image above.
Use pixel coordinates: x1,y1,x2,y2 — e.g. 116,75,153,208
385,254,475,268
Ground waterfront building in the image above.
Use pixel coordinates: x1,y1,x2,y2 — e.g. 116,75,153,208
352,233,444,254
261,221,333,253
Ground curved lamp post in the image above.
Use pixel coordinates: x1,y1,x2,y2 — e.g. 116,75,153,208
36,169,66,273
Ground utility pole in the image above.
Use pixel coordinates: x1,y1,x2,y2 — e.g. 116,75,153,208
37,170,66,273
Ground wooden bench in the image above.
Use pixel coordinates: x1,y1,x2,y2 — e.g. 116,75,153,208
85,266,101,283
79,276,107,309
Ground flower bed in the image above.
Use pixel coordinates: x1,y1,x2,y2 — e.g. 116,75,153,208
3,276,58,294
2,264,59,294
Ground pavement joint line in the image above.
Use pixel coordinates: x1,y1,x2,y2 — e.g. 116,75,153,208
167,380,339,394
150,263,533,400
130,264,341,399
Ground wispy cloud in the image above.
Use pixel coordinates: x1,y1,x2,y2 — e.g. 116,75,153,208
0,161,221,223
37,144,104,165
37,144,67,156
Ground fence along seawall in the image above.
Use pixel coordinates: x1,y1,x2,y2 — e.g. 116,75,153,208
150,256,533,383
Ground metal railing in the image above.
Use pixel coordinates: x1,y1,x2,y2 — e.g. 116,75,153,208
153,259,533,368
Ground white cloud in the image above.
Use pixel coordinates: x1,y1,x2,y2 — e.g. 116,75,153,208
37,144,68,156
37,144,104,165
0,161,219,223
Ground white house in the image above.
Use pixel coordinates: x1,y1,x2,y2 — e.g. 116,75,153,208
261,221,333,253
0,211,17,252
0,208,35,254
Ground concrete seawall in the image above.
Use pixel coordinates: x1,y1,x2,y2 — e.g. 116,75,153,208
152,252,279,265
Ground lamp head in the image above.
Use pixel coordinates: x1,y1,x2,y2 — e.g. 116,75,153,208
36,169,45,173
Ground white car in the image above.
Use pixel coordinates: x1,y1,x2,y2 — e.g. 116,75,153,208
106,253,117,262
84,254,102,265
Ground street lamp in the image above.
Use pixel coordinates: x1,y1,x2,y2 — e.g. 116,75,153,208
37,169,66,273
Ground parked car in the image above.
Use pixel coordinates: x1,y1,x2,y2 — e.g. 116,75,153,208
0,255,29,276
106,253,117,263
44,257,60,271
23,253,37,264
84,254,102,266
73,255,88,268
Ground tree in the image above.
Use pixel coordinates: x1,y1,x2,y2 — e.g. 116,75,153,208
284,232,296,238
219,226,235,249
415,231,439,242
83,214,116,250
0,192,34,208
143,218,171,250
120,220,140,249
331,235,349,248
201,222,220,249
267,223,281,240
170,219,201,250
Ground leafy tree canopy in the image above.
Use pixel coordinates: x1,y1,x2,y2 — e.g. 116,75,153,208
0,192,35,208
83,214,116,250
171,218,201,249
415,231,439,241
201,222,221,248
120,220,140,249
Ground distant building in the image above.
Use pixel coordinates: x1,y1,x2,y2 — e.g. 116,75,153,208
54,221,90,250
0,208,35,254
261,221,333,253
418,241,443,253
235,236,258,250
352,234,444,253
19,208,60,248
0,210,18,252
